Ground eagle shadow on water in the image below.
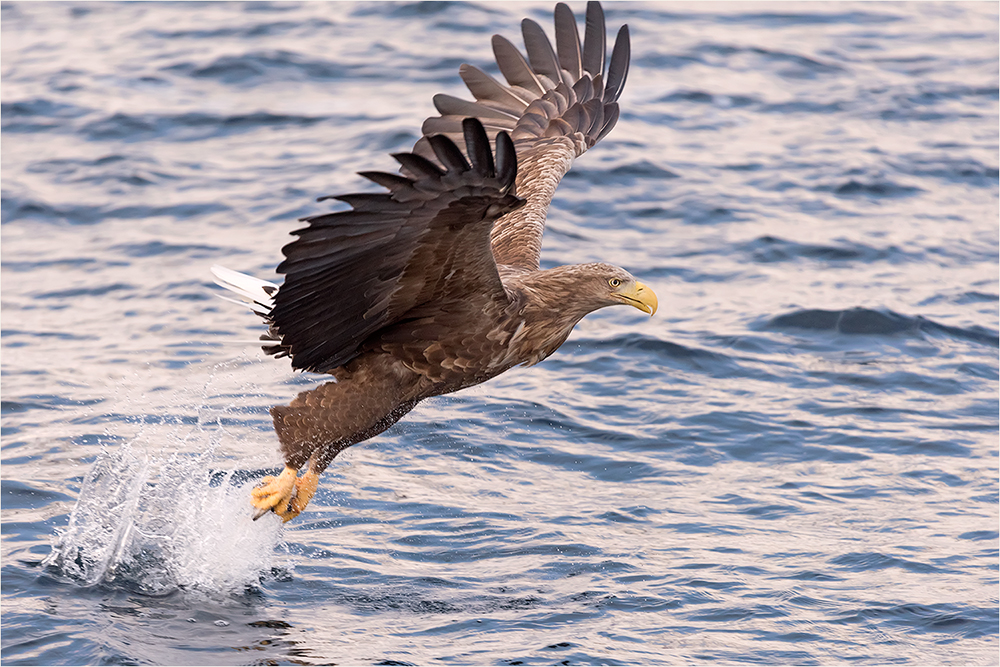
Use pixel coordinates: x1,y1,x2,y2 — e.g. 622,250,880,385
212,1,657,522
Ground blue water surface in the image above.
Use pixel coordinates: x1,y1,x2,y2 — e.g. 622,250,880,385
2,2,998,665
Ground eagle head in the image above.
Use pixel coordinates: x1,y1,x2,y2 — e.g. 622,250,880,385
583,263,658,316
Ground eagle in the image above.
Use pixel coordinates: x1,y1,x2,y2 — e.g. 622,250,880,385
212,1,657,522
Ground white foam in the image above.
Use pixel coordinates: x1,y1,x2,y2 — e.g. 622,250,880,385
44,440,288,596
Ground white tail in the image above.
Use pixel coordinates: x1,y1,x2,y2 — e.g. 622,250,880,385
210,265,277,317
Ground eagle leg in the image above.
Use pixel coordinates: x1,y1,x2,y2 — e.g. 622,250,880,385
255,360,424,523
272,467,320,522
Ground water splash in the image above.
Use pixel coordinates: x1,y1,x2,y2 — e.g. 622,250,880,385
42,440,287,596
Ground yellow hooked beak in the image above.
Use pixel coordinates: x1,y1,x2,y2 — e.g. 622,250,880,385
615,281,658,316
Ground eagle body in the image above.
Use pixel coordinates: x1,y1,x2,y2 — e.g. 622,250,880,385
213,2,658,521
274,260,647,475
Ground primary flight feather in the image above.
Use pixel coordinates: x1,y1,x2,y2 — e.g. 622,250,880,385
212,1,657,522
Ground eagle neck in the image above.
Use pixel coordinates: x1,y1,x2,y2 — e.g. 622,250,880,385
504,265,604,365
519,265,601,323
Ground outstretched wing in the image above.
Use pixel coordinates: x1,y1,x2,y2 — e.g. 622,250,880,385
412,1,630,270
269,120,523,373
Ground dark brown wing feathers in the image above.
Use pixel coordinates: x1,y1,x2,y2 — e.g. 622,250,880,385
268,120,522,373
494,131,517,189
464,118,496,177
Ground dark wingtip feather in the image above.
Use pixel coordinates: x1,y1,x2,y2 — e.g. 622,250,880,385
462,118,495,178
358,170,414,192
331,193,404,212
604,24,630,102
582,1,606,77
392,152,445,179
428,134,471,173
494,131,517,193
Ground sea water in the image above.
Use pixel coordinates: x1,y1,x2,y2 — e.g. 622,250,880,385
2,2,997,664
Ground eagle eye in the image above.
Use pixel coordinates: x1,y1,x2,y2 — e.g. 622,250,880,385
608,278,622,288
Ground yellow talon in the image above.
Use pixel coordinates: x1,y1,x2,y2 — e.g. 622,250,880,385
251,467,297,520
277,470,320,522
251,466,321,523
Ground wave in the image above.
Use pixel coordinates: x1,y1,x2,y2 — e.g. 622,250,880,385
140,18,334,41
1,98,91,120
832,601,998,639
580,333,736,366
3,100,333,141
712,10,903,26
166,50,348,85
891,153,999,187
1,195,232,225
764,307,999,346
566,160,679,185
657,90,759,108
823,178,924,197
693,43,845,79
2,99,93,134
627,200,739,225
82,110,328,142
740,235,915,263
